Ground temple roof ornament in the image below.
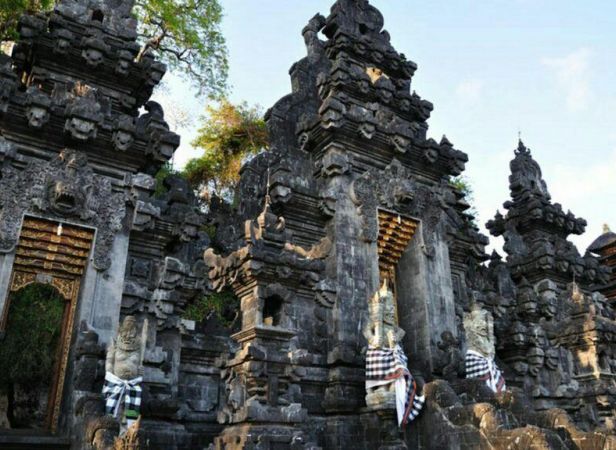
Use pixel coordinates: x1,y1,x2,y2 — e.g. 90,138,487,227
485,140,608,285
488,139,586,240
588,223,616,254
509,139,551,203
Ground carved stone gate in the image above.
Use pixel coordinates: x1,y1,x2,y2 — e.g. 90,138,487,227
0,216,94,432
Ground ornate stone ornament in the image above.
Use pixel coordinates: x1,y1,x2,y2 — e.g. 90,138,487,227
464,303,496,359
115,49,134,76
24,86,51,128
0,149,127,270
64,87,104,141
81,33,110,67
112,115,136,151
105,316,143,381
51,27,74,55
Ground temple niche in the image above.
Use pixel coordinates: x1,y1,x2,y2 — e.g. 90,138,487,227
0,0,615,449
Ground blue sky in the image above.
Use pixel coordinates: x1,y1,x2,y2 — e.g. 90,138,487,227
156,0,616,254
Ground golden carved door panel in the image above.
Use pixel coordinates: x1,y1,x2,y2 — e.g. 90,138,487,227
1,216,94,432
377,210,419,323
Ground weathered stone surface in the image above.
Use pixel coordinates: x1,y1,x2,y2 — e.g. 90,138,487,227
0,0,208,447
1,0,614,448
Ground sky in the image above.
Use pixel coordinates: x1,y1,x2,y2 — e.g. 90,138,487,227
155,0,616,255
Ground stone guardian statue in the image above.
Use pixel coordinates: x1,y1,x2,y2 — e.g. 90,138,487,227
364,278,424,426
102,316,146,430
463,303,506,393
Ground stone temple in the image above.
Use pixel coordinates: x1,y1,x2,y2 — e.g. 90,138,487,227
0,0,614,449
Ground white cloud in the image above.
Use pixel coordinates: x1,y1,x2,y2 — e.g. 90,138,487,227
550,148,616,202
547,148,616,251
456,79,483,103
542,48,592,112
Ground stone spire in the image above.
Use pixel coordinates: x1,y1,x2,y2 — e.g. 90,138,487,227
508,138,551,203
487,140,596,284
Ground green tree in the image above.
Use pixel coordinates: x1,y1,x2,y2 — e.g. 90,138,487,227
183,289,239,327
0,0,228,98
0,283,64,391
153,161,179,198
0,0,53,42
450,175,478,224
134,0,228,98
183,100,269,202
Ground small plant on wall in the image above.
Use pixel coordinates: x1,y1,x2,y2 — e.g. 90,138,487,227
183,289,239,329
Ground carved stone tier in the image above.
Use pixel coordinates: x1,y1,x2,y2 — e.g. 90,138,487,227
588,225,616,301
0,0,208,446
484,140,616,432
486,141,608,287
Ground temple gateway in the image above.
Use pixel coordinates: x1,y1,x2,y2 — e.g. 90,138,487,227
0,0,614,449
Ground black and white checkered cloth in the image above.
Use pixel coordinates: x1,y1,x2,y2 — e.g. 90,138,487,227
102,371,142,427
366,345,425,426
465,350,506,394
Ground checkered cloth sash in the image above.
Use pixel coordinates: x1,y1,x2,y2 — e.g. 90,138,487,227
366,345,425,426
465,350,506,394
102,371,142,424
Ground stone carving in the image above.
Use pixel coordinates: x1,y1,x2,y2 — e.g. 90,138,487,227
2,0,615,447
218,368,247,424
112,115,136,151
320,144,351,177
364,279,404,350
0,61,18,114
24,86,51,128
64,86,104,141
0,149,126,270
464,303,496,359
105,316,144,381
436,330,464,381
350,159,417,242
364,279,424,431
138,101,180,161
51,27,74,55
350,169,380,242
103,316,145,430
85,415,120,450
115,49,134,76
285,236,332,260
81,32,110,67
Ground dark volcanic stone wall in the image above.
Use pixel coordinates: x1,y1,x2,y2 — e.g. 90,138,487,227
1,0,615,449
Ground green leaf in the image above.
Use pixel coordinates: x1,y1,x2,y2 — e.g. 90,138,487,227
1,0,228,98
0,283,65,391
183,100,269,202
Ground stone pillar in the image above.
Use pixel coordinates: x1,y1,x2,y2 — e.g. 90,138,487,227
78,231,131,345
0,251,15,334
396,228,456,378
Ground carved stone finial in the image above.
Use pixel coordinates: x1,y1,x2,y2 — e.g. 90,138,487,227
516,138,530,156
603,223,611,234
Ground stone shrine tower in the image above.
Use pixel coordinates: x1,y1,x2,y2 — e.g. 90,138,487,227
0,0,615,449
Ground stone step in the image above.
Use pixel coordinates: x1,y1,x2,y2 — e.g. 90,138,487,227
0,433,71,450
